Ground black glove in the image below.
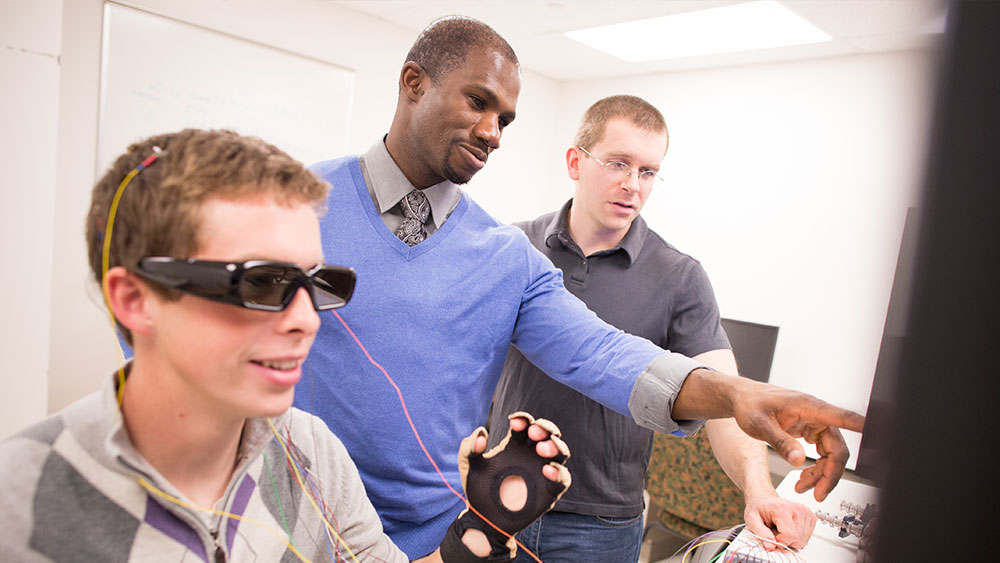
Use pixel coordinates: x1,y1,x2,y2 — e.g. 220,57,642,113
439,412,571,562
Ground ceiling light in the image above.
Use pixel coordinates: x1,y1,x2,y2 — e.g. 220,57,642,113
564,0,832,63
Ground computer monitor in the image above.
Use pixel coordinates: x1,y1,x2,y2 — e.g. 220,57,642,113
874,3,1000,560
720,318,779,383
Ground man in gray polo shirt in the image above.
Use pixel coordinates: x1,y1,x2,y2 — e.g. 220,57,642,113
489,95,817,562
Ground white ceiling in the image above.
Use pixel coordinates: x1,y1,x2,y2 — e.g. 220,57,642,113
326,0,947,81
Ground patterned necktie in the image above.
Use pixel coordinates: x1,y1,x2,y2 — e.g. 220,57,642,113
395,189,430,246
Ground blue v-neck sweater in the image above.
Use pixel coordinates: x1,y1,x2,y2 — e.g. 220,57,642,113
296,156,680,558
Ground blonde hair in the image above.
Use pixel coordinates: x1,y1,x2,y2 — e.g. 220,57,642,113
574,95,668,150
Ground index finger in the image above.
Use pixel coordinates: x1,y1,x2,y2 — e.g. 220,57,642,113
805,404,866,433
527,422,549,442
509,416,529,433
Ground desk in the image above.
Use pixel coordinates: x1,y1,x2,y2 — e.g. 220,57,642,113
718,471,879,562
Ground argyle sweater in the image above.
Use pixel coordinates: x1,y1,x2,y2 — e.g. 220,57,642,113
0,372,406,562
295,155,692,558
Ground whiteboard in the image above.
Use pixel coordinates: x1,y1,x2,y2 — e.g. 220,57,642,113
97,2,353,176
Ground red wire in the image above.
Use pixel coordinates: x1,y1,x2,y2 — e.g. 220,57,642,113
139,152,158,168
328,309,543,562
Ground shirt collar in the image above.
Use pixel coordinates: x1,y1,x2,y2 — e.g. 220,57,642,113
361,138,460,230
101,363,288,481
543,198,647,265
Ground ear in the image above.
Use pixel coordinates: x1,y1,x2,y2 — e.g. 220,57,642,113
565,146,582,181
103,266,156,339
399,61,428,103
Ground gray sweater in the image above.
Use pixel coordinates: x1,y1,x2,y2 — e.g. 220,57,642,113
0,371,407,562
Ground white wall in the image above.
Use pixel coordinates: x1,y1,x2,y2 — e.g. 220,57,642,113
46,0,432,416
0,0,61,438
485,51,937,464
0,0,936,444
547,51,936,421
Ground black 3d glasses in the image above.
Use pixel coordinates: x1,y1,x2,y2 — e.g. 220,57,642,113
134,257,355,312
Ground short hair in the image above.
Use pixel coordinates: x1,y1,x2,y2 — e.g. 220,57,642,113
85,128,329,342
405,15,518,83
573,95,669,150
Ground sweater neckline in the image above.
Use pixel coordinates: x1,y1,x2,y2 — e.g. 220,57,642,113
348,157,468,261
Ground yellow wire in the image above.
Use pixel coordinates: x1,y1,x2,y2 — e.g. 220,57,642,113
102,167,140,319
682,538,734,563
137,476,314,563
102,166,142,406
267,417,361,563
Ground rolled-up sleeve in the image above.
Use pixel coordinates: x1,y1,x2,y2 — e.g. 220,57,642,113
628,354,709,437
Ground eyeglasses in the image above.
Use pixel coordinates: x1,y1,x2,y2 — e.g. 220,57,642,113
134,257,356,312
578,146,662,189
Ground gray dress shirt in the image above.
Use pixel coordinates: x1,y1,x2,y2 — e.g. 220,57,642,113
359,138,461,237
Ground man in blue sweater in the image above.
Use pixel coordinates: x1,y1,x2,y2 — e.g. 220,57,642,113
297,16,864,560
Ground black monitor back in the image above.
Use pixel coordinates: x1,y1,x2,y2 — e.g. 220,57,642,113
720,318,778,383
874,2,1000,560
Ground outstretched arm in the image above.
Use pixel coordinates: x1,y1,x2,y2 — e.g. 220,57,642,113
672,367,864,502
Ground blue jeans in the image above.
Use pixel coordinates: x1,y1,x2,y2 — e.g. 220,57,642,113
513,510,644,563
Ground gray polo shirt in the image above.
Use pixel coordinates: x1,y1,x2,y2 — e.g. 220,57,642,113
489,200,731,517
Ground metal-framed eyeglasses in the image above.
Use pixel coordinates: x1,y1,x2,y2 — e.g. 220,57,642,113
134,257,356,312
578,146,663,189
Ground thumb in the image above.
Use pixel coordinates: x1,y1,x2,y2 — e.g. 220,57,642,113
782,441,806,466
473,432,488,455
743,509,776,546
460,426,488,455
754,418,806,466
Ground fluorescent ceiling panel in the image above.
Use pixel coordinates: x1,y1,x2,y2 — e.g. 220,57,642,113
565,1,832,63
